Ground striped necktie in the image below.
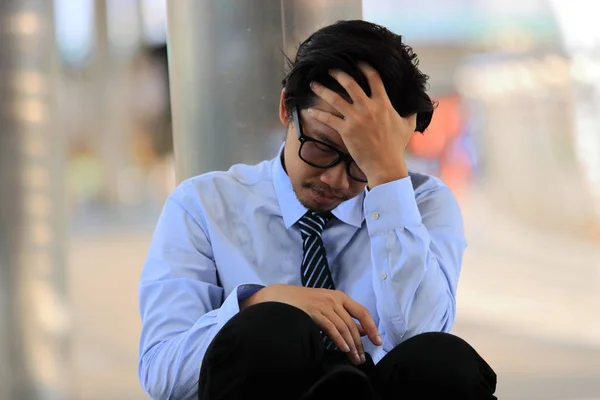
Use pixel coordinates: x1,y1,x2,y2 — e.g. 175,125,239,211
299,211,335,289
298,211,337,349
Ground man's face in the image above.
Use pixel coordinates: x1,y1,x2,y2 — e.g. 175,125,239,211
279,93,368,213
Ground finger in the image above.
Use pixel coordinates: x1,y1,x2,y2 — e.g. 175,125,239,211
358,62,388,102
357,323,366,336
323,310,363,365
312,312,352,354
309,81,353,116
343,297,382,346
306,107,344,133
335,304,365,364
328,69,370,107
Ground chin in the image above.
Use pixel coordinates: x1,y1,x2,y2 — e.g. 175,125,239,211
300,193,341,213
309,203,337,213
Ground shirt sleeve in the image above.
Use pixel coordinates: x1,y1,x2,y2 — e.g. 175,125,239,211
138,184,263,400
363,176,467,351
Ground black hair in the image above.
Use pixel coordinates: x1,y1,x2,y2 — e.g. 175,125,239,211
282,20,435,133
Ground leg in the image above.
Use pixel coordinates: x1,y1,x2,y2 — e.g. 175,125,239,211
373,332,497,399
300,350,377,400
198,302,325,400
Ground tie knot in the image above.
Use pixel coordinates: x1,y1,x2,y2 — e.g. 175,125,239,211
299,211,332,239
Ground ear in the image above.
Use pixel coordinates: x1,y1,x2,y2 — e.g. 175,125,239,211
278,88,288,126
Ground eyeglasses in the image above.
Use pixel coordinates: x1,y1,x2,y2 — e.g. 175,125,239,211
292,108,368,183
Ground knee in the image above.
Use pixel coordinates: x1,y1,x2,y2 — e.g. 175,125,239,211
200,303,323,399
212,302,323,360
377,332,497,398
233,302,320,341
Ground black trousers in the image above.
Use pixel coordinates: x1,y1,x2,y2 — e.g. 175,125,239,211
199,302,497,399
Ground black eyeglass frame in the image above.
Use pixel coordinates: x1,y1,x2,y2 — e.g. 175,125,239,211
292,108,368,183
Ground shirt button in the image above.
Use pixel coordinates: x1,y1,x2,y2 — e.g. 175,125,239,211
371,212,380,220
380,273,387,280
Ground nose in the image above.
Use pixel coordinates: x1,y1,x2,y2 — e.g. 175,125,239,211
319,162,350,191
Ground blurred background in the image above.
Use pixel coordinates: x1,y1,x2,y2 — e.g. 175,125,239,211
1,0,599,399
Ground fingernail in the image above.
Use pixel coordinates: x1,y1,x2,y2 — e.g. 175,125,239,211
360,353,366,364
310,81,321,89
376,335,382,345
343,343,350,353
307,108,315,115
353,352,361,364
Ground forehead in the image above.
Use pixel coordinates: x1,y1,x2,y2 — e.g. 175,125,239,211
298,115,345,151
298,98,343,136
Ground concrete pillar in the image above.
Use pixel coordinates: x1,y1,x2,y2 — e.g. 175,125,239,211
166,0,362,181
0,0,70,398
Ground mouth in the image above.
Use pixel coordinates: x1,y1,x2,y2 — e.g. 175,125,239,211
309,188,344,207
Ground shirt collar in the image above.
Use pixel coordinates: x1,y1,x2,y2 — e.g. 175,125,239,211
271,144,365,229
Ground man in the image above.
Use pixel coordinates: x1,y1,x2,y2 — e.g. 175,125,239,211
138,20,497,400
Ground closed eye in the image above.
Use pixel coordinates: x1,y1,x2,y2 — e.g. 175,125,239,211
312,141,337,153
316,133,341,149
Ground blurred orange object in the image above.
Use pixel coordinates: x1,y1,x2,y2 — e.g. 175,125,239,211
408,95,463,160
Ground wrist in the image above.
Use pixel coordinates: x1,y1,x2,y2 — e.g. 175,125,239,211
240,287,266,310
366,160,408,188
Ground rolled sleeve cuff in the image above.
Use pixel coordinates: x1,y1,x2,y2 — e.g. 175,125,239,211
217,284,265,326
364,177,422,235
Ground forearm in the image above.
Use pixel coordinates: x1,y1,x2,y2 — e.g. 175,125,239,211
139,283,263,399
370,226,461,346
139,312,222,400
364,176,465,348
239,286,264,310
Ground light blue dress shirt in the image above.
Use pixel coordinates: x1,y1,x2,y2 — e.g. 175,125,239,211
138,146,467,399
